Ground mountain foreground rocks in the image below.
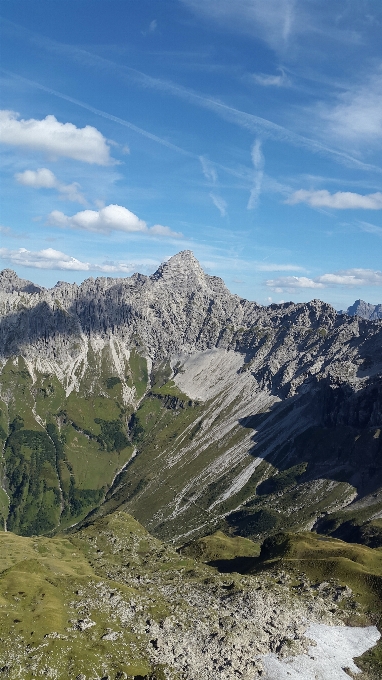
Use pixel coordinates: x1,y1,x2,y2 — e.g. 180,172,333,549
0,511,381,679
0,251,382,677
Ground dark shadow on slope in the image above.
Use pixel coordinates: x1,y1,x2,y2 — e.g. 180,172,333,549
227,376,382,542
206,555,260,574
237,375,382,498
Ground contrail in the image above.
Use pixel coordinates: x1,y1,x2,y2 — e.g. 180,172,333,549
1,17,380,174
0,69,253,182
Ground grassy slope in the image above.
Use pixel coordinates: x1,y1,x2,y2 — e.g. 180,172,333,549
1,349,382,557
0,519,153,678
0,350,148,535
180,530,260,562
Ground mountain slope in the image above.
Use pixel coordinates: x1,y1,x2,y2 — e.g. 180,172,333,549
0,251,382,543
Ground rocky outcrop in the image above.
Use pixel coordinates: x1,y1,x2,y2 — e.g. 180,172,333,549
342,298,382,320
0,268,44,294
0,251,261,362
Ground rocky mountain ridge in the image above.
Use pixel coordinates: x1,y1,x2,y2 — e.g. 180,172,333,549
0,251,381,546
1,252,380,395
341,299,382,321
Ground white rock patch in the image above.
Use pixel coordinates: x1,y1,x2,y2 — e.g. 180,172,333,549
172,349,245,402
262,623,380,679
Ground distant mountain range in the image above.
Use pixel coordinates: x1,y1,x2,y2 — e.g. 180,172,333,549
341,299,382,320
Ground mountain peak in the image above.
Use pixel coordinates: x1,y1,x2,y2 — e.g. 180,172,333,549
163,250,201,269
342,299,382,320
0,268,44,294
150,250,205,283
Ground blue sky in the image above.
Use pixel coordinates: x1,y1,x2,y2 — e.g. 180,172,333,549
0,0,381,308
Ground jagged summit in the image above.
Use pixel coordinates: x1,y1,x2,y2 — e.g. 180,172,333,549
343,299,382,320
0,268,44,294
1,254,381,366
151,250,209,283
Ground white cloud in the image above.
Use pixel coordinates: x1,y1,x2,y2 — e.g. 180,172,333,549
0,247,90,271
266,268,382,291
286,189,382,210
209,192,227,217
47,204,183,238
15,168,86,204
0,246,160,274
266,275,324,291
247,139,264,209
16,168,56,188
0,110,113,165
318,269,382,287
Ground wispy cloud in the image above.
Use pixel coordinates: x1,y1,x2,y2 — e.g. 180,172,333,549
3,19,381,174
47,204,183,238
249,69,290,87
0,225,28,239
2,70,260,190
1,70,198,159
359,221,382,237
0,110,113,165
198,156,229,217
267,268,382,292
199,156,218,183
181,0,365,50
181,0,297,51
15,168,86,204
0,246,160,273
318,67,382,148
142,19,158,36
255,262,305,272
286,189,382,209
247,139,264,209
209,192,227,217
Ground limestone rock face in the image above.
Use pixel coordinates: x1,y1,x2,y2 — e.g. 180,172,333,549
1,251,381,382
0,268,44,294
342,298,382,320
0,250,260,362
